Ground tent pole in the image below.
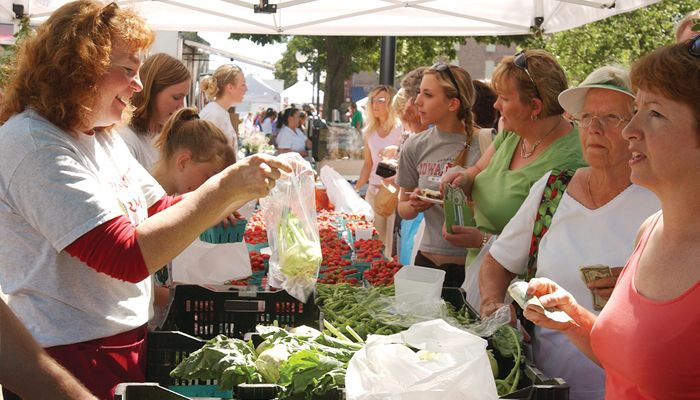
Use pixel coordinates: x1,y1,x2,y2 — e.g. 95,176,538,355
379,36,396,86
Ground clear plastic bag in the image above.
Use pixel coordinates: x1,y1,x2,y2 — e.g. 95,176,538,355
356,286,511,338
259,153,321,302
319,165,374,221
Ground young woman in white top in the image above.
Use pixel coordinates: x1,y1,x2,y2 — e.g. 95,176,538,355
149,107,237,329
117,53,191,172
199,64,247,155
355,85,403,258
275,107,309,157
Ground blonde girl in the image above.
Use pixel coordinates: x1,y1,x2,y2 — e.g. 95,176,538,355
396,63,480,287
199,64,247,154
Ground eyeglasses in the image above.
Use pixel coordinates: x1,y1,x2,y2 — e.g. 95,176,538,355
370,97,387,104
689,35,700,57
576,114,630,129
513,51,542,99
430,62,462,103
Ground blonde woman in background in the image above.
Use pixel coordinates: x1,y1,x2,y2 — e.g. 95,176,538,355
355,85,403,258
117,53,191,172
199,64,247,155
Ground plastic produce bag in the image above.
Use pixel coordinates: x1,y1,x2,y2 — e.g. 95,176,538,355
346,319,499,400
356,286,511,338
319,165,374,221
171,239,251,285
260,153,321,302
463,234,497,311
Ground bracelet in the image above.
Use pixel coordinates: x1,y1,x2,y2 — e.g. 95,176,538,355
479,232,489,249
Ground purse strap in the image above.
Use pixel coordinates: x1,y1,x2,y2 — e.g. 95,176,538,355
523,169,575,281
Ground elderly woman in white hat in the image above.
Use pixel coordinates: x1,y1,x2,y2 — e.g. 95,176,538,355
478,65,660,400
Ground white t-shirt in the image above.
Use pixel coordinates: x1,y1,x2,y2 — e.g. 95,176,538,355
0,109,166,347
116,124,159,173
200,101,238,155
276,125,306,153
490,171,660,400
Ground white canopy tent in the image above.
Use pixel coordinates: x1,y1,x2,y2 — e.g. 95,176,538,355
282,79,324,105
23,0,660,36
237,74,282,113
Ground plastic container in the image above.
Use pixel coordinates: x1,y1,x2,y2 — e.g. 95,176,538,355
161,285,318,340
394,265,445,304
114,383,191,400
199,219,247,244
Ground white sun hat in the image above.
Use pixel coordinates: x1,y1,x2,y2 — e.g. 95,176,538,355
558,65,635,117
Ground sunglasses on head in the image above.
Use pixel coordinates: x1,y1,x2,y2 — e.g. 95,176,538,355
430,62,462,102
513,51,542,99
689,35,700,57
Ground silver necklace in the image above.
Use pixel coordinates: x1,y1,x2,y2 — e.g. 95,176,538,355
520,119,561,158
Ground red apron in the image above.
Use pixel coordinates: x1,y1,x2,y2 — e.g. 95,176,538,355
45,325,148,400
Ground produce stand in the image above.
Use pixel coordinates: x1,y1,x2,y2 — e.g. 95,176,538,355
132,210,570,400
139,286,569,400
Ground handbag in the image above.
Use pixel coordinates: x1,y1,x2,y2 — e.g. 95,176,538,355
523,169,575,280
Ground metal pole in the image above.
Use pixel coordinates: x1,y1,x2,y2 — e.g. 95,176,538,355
379,36,396,86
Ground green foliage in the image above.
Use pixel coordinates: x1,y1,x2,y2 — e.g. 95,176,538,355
520,0,698,84
229,33,289,46
0,15,32,88
395,36,465,76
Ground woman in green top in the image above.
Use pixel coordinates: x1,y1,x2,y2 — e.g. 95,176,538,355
441,49,586,264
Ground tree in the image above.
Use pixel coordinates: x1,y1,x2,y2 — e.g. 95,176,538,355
231,33,464,119
0,15,32,88
474,0,697,84
531,0,698,83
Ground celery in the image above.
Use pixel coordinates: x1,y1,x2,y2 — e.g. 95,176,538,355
277,208,322,281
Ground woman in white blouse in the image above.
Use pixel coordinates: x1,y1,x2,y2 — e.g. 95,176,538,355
478,66,660,400
275,106,309,157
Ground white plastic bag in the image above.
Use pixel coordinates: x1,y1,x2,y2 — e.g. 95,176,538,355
462,234,497,311
171,239,251,285
346,319,499,400
319,165,374,221
260,153,321,302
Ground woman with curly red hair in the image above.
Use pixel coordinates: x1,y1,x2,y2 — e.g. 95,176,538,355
0,1,289,398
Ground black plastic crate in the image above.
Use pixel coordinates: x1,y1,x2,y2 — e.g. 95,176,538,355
146,331,206,388
162,285,318,340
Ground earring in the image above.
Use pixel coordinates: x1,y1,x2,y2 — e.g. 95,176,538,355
530,114,538,121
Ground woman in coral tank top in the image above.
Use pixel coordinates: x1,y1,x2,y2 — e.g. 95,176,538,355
521,38,700,399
